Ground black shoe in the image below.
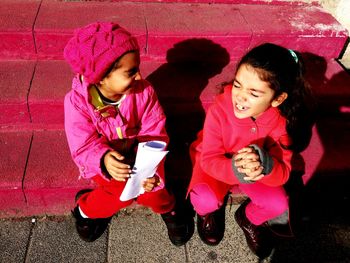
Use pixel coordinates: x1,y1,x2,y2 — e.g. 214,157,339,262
266,207,294,238
161,210,194,246
71,206,111,242
197,204,226,246
234,199,274,259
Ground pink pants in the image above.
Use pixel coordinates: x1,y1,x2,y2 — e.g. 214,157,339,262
190,182,288,225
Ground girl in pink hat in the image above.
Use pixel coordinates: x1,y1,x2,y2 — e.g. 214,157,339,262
187,43,314,258
64,22,194,244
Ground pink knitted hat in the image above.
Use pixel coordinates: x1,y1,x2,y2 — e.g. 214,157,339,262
64,22,139,84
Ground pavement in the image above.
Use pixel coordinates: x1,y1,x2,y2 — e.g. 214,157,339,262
1,196,349,263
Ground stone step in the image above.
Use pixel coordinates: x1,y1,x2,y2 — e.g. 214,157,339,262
1,56,349,129
1,0,349,218
1,111,349,218
1,57,349,218
0,1,347,60
0,130,95,218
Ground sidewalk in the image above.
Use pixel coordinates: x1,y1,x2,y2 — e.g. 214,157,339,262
1,200,349,263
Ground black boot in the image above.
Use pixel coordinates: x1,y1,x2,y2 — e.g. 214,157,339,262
72,189,111,242
234,199,274,259
197,204,226,246
267,210,294,238
161,209,194,246
72,206,111,242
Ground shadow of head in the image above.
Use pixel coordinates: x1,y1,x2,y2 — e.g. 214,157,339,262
166,38,230,77
146,39,230,195
146,38,230,145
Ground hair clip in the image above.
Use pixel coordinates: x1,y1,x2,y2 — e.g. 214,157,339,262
288,49,299,64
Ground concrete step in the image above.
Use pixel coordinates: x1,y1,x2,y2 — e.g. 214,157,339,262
0,0,349,218
1,115,349,218
1,56,349,129
0,1,347,60
0,56,233,130
1,56,350,218
0,130,95,218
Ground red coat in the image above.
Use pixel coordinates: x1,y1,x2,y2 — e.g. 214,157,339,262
188,85,292,196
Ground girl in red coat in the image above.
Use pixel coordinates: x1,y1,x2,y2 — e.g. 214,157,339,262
188,43,313,258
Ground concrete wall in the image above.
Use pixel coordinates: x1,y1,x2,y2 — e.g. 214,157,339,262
292,0,350,67
321,0,350,67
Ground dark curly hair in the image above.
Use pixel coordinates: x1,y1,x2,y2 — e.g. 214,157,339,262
235,43,315,152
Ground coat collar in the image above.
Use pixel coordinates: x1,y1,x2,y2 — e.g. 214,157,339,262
89,85,119,118
72,74,121,119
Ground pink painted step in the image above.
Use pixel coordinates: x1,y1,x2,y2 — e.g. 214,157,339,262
2,56,350,130
0,0,40,59
23,130,94,217
0,0,349,218
34,1,147,60
101,0,328,4
33,2,349,59
0,131,31,217
0,57,235,130
0,60,72,131
33,1,251,60
0,130,95,218
1,114,348,218
29,60,74,130
2,56,349,218
0,60,35,130
238,4,348,58
0,1,347,60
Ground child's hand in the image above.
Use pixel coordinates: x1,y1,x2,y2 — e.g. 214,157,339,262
242,161,264,182
104,150,132,181
234,147,264,182
142,176,161,192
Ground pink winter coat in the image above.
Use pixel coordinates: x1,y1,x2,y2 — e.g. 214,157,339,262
64,75,168,181
188,85,293,196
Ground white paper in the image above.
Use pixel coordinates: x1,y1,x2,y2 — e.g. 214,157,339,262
120,141,168,201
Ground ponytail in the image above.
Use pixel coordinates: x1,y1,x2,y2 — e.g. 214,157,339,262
279,52,316,152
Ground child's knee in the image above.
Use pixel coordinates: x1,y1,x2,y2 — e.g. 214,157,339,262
269,195,289,215
138,188,175,214
190,184,221,216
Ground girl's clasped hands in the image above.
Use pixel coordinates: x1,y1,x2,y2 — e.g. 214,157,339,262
234,146,264,182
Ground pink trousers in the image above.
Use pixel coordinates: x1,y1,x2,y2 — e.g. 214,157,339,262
190,182,288,225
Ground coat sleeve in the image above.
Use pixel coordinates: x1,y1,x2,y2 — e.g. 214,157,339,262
200,106,240,185
64,90,113,179
135,82,169,184
258,132,293,186
137,83,168,144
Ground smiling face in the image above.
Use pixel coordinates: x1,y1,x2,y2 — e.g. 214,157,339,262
98,51,141,101
232,64,287,119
